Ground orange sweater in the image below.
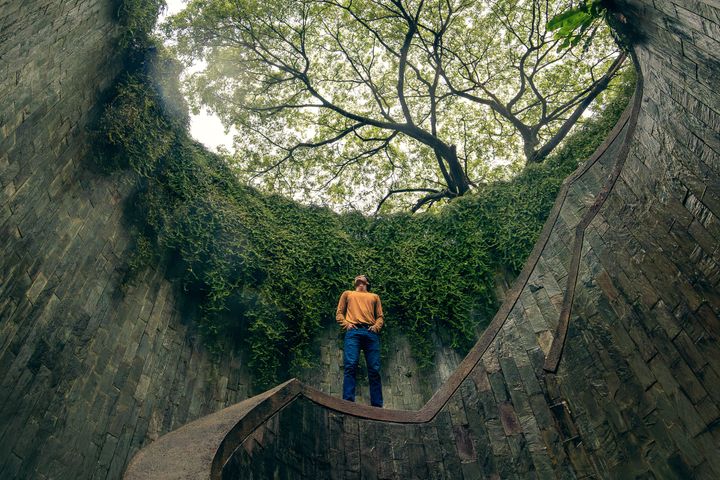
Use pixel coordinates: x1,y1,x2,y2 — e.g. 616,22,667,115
335,290,384,330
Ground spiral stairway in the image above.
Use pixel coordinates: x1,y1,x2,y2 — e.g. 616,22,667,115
123,0,720,478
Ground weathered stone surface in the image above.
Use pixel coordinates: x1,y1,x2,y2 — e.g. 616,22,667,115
5,0,720,478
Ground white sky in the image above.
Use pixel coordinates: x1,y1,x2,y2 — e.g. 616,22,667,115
159,0,236,153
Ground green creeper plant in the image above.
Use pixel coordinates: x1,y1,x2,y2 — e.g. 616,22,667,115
97,0,635,389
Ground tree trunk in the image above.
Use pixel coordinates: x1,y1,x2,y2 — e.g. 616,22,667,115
522,130,540,164
443,145,470,196
428,138,470,197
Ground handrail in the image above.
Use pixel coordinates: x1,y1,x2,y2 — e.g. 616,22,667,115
544,51,644,372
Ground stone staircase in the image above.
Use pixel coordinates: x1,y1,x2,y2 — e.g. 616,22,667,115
124,0,720,476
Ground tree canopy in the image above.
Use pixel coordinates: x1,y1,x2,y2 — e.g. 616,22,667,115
165,0,625,212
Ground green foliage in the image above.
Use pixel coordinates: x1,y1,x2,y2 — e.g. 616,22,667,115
123,229,160,284
97,73,178,174
95,61,634,388
547,0,607,51
164,0,623,212
116,0,167,50
101,1,635,389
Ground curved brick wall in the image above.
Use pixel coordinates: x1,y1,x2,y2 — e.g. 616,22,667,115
3,0,720,478
0,4,254,479
125,0,720,478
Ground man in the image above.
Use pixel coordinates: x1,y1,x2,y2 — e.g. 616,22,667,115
335,274,384,407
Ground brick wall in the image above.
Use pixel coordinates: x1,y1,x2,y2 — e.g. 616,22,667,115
0,2,255,478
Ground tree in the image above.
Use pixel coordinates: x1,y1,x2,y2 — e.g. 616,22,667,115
437,0,626,164
166,0,625,212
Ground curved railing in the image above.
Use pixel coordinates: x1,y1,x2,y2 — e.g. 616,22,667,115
544,51,643,373
124,53,644,480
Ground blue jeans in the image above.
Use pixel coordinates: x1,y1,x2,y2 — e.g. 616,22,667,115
342,326,383,407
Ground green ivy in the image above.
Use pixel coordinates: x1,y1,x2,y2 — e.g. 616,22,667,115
99,1,635,389
547,0,638,53
547,0,607,51
115,0,167,50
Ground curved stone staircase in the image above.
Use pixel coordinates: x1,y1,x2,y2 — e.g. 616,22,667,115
124,0,720,474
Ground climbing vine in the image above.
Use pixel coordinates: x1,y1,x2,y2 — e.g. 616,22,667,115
97,0,635,388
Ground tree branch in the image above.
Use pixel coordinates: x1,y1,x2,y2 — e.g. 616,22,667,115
530,51,627,163
374,187,442,214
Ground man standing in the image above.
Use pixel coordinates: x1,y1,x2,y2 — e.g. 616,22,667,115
336,274,384,408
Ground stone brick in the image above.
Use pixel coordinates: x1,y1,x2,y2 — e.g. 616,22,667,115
7,0,720,479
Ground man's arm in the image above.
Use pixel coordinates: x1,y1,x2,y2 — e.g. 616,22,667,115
371,295,384,332
336,291,351,327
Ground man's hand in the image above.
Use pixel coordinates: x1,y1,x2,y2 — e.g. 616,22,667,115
343,322,357,331
368,324,380,333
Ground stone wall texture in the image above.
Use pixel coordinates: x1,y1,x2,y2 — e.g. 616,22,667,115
125,0,720,478
0,2,258,478
0,2,464,478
